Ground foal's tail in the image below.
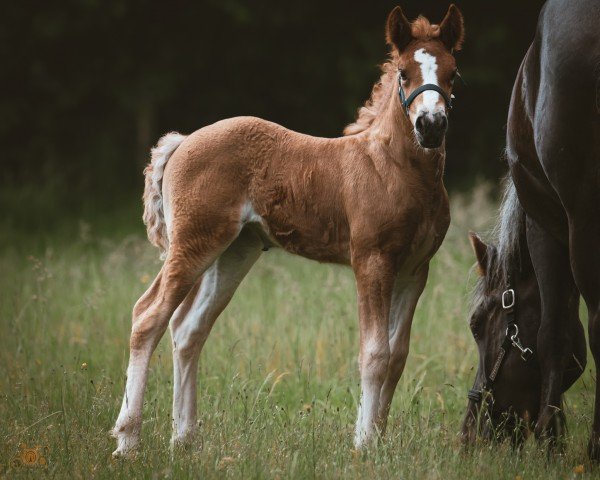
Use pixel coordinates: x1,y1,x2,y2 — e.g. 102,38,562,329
142,132,187,258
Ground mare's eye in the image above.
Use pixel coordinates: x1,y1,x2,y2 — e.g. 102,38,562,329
399,70,407,81
469,316,481,339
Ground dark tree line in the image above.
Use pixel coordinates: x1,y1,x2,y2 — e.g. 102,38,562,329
1,0,545,213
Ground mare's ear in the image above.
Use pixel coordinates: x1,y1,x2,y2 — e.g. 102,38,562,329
439,4,465,51
386,6,413,52
469,232,490,276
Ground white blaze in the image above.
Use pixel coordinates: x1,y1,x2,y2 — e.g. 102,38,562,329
413,48,441,115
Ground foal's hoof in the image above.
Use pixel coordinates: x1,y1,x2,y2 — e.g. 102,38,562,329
110,428,140,460
111,447,137,460
170,432,198,453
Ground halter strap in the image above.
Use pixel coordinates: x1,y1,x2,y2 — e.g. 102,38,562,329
398,82,453,114
467,270,535,404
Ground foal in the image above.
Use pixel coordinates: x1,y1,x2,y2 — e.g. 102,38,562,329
112,5,465,457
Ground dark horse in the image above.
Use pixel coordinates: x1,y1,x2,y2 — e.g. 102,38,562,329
461,0,600,458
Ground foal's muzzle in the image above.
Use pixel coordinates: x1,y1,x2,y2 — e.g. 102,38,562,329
415,112,447,149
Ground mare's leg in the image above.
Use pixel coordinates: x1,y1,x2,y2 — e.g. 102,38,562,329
170,228,262,447
526,218,573,447
377,267,428,432
112,225,241,457
352,252,395,448
528,71,600,457
567,209,600,458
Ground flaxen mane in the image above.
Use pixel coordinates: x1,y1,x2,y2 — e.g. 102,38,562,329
343,60,397,136
344,17,443,136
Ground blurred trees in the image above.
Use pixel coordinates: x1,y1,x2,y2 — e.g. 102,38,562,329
1,0,545,207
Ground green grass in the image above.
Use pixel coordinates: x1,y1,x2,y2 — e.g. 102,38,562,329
0,186,596,479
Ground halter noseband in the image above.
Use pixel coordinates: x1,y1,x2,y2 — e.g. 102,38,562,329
398,75,453,115
467,272,534,405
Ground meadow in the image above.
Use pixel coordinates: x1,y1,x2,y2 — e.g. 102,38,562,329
0,185,596,479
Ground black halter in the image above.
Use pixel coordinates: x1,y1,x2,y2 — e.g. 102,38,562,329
398,77,453,115
467,272,534,405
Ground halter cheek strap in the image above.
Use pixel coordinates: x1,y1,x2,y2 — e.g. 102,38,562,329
398,82,453,115
467,273,535,405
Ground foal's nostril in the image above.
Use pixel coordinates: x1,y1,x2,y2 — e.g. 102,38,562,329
414,112,447,148
438,114,448,131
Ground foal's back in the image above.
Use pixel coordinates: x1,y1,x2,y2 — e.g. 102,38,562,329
163,115,354,263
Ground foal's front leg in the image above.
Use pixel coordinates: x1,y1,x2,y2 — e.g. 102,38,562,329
378,268,428,432
352,252,395,448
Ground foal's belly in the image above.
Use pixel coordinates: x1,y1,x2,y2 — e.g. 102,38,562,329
257,212,352,265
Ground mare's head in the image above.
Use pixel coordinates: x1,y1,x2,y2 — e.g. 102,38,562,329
462,230,542,443
386,5,464,148
461,183,586,444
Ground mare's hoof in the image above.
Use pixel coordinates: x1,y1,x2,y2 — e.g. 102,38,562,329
588,434,600,461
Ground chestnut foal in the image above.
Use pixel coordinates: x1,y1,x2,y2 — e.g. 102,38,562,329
112,5,464,457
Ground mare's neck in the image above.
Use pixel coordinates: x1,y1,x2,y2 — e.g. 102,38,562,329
499,221,534,290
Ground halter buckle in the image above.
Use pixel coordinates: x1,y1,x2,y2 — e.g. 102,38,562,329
501,289,515,309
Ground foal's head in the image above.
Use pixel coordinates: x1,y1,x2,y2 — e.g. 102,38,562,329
386,5,464,148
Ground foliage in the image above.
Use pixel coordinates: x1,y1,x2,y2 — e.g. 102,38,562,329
2,0,545,210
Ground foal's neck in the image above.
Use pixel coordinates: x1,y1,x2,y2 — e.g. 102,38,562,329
367,84,446,183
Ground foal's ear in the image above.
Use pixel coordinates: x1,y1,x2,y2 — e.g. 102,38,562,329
439,4,465,52
386,6,413,52
469,232,489,276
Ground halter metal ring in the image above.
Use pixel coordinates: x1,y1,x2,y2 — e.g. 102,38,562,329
502,289,515,309
506,323,518,338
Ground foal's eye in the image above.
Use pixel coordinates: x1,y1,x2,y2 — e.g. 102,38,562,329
399,70,407,81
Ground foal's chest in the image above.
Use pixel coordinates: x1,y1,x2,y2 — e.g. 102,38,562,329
392,190,450,274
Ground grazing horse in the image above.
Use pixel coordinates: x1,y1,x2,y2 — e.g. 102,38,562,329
462,0,600,458
461,180,587,444
112,5,465,457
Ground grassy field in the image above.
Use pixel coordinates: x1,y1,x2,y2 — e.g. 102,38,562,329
0,186,596,479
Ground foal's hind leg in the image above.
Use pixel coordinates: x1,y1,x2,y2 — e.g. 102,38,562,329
112,230,240,457
377,268,428,433
169,228,262,447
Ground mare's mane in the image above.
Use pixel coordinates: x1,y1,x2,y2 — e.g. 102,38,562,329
472,176,526,309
